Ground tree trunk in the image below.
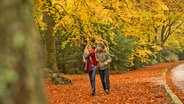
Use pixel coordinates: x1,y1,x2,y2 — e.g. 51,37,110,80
42,1,58,73
0,0,46,104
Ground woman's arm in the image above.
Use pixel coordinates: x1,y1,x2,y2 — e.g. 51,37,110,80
83,56,86,62
83,51,92,62
83,52,91,58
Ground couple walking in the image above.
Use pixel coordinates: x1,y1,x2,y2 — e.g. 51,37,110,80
83,42,112,96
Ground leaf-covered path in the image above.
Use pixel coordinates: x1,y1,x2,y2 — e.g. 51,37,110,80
45,61,184,104
166,63,184,104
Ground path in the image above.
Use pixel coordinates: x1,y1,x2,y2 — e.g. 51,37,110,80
45,61,184,104
166,63,184,103
171,63,184,93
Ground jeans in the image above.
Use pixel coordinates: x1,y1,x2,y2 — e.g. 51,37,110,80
98,68,110,91
88,69,96,91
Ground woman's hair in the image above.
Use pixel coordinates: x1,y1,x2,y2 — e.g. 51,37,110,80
84,44,91,55
83,44,92,62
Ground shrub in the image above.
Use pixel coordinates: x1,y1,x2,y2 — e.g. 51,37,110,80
162,49,179,62
110,36,135,71
149,59,159,65
51,73,72,85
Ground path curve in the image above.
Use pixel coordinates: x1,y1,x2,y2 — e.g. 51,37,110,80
171,63,184,93
165,62,184,104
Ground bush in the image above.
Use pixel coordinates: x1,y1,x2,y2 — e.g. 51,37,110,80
164,53,179,62
178,51,184,60
51,73,72,85
162,50,179,62
110,36,135,71
56,39,84,74
149,59,159,65
130,56,143,70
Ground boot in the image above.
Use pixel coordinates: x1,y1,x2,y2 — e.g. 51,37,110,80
92,89,95,96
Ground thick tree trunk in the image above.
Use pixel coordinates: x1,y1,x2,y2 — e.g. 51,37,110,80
0,0,46,104
42,0,58,73
43,12,58,73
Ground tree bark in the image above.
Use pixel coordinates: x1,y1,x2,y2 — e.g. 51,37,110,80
43,12,58,73
42,0,58,73
0,0,46,104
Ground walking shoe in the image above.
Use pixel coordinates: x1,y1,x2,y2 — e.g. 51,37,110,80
92,92,95,96
105,89,109,94
92,90,95,96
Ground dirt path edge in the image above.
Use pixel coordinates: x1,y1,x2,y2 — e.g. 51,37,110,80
163,66,183,104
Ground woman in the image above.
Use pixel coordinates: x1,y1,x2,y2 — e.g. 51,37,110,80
83,44,98,96
95,42,112,94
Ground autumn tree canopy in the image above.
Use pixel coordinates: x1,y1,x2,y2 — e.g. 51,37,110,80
34,0,184,71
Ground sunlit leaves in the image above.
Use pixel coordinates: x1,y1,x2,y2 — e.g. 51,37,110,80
34,0,184,67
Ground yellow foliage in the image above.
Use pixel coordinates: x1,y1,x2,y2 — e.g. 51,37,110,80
34,0,184,66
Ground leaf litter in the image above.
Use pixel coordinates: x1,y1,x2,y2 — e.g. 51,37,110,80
45,61,184,104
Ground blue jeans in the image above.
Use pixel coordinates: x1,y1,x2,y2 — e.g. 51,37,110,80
98,68,110,91
88,69,96,91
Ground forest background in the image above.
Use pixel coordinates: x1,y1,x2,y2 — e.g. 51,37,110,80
34,0,184,73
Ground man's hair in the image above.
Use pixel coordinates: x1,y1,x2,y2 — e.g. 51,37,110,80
97,42,105,49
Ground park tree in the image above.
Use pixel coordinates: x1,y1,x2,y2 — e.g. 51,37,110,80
0,0,46,104
150,0,184,61
34,0,58,72
161,0,184,45
102,0,168,66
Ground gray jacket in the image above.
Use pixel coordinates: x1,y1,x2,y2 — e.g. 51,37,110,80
96,50,112,70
